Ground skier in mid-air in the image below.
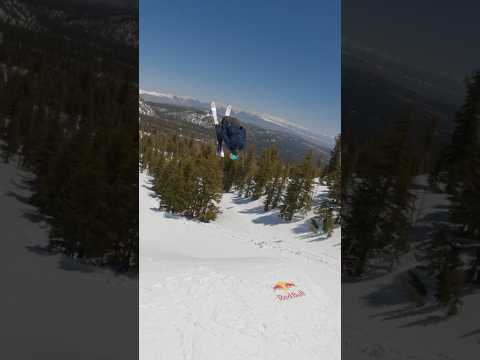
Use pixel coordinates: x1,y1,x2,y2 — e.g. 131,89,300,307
211,102,246,160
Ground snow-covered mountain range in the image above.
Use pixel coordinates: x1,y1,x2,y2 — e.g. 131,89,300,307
140,89,335,148
139,96,154,117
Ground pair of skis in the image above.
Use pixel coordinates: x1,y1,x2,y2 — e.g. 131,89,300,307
211,102,231,158
210,102,231,125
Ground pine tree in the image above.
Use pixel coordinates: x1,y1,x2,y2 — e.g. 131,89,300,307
264,162,283,211
196,146,223,222
342,121,416,276
325,136,342,217
342,175,385,275
280,151,315,221
436,71,480,291
424,229,465,316
316,136,342,233
322,208,334,237
280,173,302,221
445,71,480,194
240,147,258,198
0,24,140,270
252,146,279,200
272,164,289,209
297,151,316,214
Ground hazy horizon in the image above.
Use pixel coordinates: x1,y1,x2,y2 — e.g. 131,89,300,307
140,0,340,137
140,87,339,138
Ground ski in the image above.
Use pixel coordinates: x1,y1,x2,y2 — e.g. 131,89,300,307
225,104,232,117
211,101,224,157
211,101,218,125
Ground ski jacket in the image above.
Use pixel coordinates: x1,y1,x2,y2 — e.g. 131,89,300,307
220,116,246,154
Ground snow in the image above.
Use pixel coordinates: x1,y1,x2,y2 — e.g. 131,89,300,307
140,89,197,102
140,172,340,360
342,175,480,359
0,160,138,359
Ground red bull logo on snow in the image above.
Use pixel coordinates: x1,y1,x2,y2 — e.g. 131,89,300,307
273,281,306,301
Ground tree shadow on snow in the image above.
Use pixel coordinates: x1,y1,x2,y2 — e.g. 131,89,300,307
6,190,51,229
363,274,412,308
461,328,480,340
148,205,182,219
143,183,153,191
250,212,285,226
22,211,50,225
370,303,441,321
243,207,306,227
307,234,330,242
398,314,448,328
364,271,452,327
368,299,451,328
342,272,388,283
5,189,31,205
57,257,97,274
26,244,131,275
292,219,330,242
240,205,265,215
7,173,132,276
26,245,57,257
26,245,96,274
163,212,183,220
232,195,254,205
9,174,34,190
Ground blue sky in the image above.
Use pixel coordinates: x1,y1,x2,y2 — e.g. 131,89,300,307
140,0,340,136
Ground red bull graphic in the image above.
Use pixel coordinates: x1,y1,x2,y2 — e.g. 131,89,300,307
273,281,306,301
272,281,296,291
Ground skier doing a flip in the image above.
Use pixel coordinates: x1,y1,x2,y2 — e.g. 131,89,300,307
211,102,246,160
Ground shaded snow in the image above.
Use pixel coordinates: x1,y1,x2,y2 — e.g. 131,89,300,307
0,160,138,359
342,175,480,359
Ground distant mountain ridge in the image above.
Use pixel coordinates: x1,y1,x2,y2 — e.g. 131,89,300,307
139,89,335,149
0,0,138,48
342,39,462,142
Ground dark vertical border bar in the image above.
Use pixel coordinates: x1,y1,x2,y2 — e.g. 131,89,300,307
342,1,480,358
0,1,138,358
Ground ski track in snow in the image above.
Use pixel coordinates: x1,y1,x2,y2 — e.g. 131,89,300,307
140,172,341,360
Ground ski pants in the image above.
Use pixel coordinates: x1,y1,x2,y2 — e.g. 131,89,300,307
215,124,223,153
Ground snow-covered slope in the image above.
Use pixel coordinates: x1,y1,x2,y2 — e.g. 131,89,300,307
343,175,480,359
140,172,340,360
0,159,137,359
